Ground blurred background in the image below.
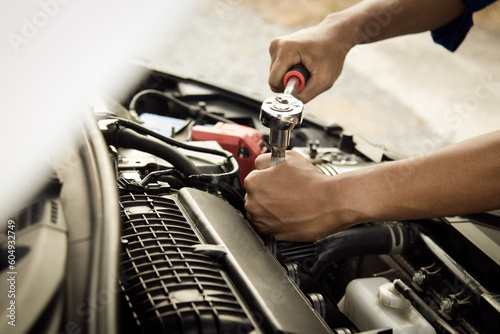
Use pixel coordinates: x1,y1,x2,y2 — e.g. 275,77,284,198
143,0,500,157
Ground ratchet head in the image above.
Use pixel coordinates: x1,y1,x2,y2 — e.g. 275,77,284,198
259,65,308,166
260,94,304,166
260,94,304,132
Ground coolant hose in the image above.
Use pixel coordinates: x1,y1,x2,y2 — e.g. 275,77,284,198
310,224,409,278
116,127,201,177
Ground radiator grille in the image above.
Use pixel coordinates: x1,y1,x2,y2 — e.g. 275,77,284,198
119,193,252,334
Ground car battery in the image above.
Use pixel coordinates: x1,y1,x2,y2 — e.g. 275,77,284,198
191,122,266,186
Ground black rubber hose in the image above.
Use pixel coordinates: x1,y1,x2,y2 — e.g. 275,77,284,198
310,224,408,278
114,118,240,182
97,115,241,185
188,179,245,213
116,127,201,177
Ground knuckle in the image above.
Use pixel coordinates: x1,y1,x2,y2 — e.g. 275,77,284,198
244,201,253,213
269,38,280,53
270,37,298,55
243,175,254,189
269,80,281,92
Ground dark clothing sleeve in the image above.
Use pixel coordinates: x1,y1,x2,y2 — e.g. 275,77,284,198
431,0,497,51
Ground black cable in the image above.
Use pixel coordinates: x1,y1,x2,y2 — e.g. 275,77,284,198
218,181,246,214
98,115,241,187
158,175,186,190
139,170,188,190
128,89,236,124
129,89,188,113
110,116,239,177
138,169,180,186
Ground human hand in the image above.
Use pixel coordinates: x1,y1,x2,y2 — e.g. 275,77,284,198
268,14,355,103
244,151,350,242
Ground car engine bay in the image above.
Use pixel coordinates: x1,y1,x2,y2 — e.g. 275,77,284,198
1,64,500,334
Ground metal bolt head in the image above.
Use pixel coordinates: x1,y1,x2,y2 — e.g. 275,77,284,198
197,101,207,110
412,271,426,285
440,298,453,313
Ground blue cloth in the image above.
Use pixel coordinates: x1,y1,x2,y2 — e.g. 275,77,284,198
431,0,497,51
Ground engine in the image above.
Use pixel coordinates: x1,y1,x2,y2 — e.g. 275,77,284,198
2,65,499,334
103,67,500,334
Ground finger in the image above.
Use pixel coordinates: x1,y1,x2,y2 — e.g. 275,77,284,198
269,42,302,93
251,220,279,236
269,59,289,93
268,37,280,64
268,39,285,92
294,68,336,103
245,210,252,222
254,153,271,169
281,150,306,163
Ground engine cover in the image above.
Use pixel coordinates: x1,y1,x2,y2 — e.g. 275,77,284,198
119,188,332,334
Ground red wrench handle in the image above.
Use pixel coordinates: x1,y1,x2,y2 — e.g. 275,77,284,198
283,65,310,93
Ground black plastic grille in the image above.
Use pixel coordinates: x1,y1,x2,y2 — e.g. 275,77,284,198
119,193,252,334
277,241,318,263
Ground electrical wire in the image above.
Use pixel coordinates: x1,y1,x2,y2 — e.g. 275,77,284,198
128,89,236,124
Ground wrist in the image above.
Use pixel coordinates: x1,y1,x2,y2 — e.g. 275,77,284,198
332,168,381,227
316,172,367,236
319,13,357,56
321,6,372,53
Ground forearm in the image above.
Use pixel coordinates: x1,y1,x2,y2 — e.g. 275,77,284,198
245,131,500,241
336,131,500,224
324,0,466,48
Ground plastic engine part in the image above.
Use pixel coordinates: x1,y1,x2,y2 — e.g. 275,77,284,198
119,193,254,334
191,122,266,185
339,277,436,334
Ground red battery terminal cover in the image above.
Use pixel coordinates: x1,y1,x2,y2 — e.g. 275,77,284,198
191,122,267,186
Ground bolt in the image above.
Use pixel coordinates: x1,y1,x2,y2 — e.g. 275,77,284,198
440,298,453,314
412,271,426,285
197,101,207,111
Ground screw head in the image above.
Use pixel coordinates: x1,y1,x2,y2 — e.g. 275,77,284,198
412,271,426,285
440,298,453,313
